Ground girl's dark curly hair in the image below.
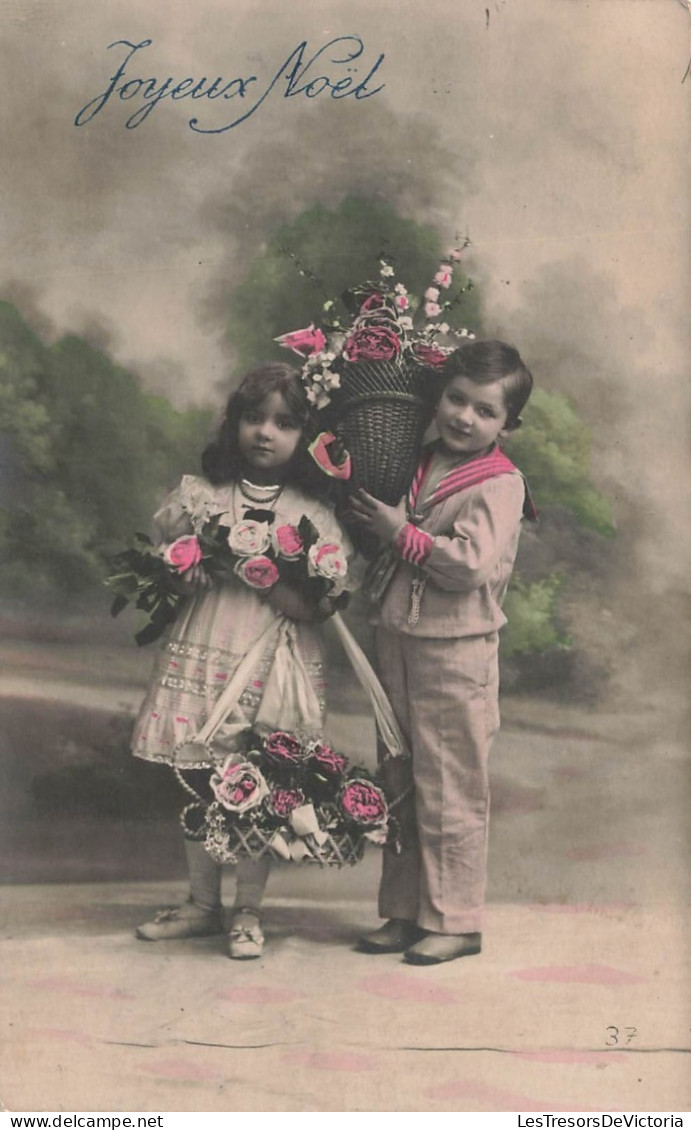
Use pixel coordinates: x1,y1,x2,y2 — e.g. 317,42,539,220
201,362,333,500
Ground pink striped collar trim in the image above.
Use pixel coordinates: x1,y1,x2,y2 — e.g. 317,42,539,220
409,445,537,519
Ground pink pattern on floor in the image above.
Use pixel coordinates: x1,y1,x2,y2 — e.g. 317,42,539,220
566,841,646,862
217,986,302,1005
513,1048,623,1066
26,977,135,999
356,972,457,1005
282,1050,376,1072
511,964,648,985
426,1078,615,1112
139,1057,223,1083
493,789,544,815
528,902,638,915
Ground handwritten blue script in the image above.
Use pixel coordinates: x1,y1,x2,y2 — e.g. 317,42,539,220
74,36,386,133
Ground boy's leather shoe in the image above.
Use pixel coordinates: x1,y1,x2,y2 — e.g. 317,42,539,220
135,899,223,941
404,931,482,965
356,918,426,954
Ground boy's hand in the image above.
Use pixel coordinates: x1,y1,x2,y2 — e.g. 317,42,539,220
349,490,407,544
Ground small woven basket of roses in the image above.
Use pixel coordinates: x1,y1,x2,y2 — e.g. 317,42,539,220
179,730,391,868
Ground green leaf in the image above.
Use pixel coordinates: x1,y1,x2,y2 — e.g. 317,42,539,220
109,594,129,618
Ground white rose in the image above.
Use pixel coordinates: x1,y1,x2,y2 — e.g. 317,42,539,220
227,519,271,556
307,538,348,594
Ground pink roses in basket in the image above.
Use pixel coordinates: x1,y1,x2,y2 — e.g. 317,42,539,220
275,242,476,411
343,323,401,363
210,761,269,813
198,729,390,867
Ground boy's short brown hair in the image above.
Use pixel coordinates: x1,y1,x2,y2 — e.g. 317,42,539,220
440,340,533,428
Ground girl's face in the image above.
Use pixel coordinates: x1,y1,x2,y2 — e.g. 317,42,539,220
434,374,510,457
237,390,303,482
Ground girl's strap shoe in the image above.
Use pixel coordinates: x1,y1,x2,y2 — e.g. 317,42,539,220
228,907,264,960
135,898,223,941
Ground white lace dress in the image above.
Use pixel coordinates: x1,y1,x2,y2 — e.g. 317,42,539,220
131,475,351,770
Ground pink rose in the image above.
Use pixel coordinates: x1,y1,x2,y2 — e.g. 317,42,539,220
234,555,279,590
307,538,348,591
434,265,453,289
162,535,202,574
413,344,450,368
306,741,348,777
343,324,401,363
394,293,409,311
340,779,388,827
359,292,387,313
272,523,304,559
275,324,327,357
264,730,307,767
424,301,442,318
210,760,269,813
424,286,440,301
267,787,306,818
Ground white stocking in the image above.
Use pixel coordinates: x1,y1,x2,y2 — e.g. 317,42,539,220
184,838,222,913
233,856,271,912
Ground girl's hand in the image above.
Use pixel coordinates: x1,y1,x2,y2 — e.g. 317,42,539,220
171,563,211,595
348,490,408,544
266,581,329,622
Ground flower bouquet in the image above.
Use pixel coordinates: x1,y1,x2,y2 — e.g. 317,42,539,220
106,511,349,646
275,242,476,513
180,729,391,867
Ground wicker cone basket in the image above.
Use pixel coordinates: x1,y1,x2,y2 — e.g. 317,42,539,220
326,356,433,506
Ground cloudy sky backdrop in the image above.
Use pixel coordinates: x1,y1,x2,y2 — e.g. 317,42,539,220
2,0,689,610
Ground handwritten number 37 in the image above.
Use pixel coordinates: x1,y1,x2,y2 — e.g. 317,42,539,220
605,1026,638,1046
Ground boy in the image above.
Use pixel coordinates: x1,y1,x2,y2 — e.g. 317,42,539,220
349,340,535,964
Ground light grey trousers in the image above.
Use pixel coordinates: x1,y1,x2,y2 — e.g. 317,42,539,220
375,627,500,935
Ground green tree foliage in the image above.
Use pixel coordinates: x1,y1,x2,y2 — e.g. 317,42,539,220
505,388,615,536
501,574,570,656
226,196,481,370
0,303,212,597
0,303,55,471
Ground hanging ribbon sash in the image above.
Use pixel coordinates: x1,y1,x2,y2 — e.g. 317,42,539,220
173,611,409,767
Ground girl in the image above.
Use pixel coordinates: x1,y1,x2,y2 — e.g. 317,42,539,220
132,362,352,959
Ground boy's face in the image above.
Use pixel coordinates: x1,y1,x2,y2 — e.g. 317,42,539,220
434,374,512,457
